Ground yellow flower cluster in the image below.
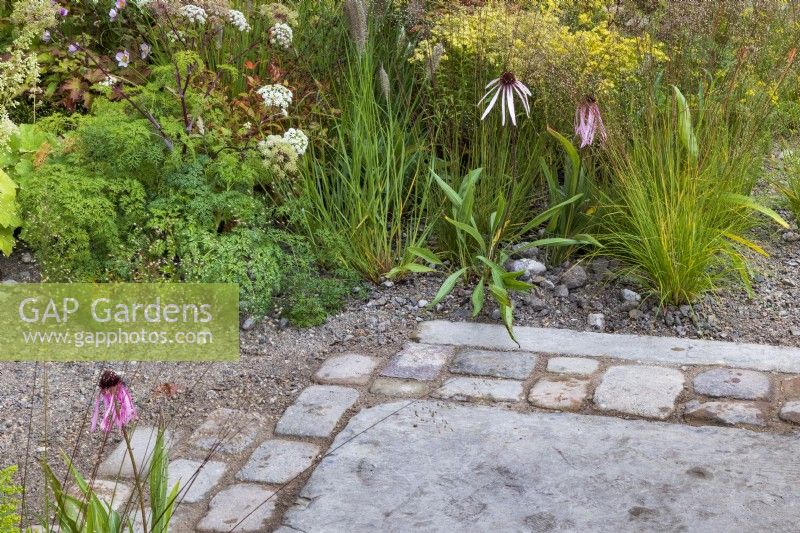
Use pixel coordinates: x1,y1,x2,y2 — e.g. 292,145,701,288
413,1,667,103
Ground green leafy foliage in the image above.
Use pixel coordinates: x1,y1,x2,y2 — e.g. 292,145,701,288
0,170,21,256
391,167,591,340
540,127,601,264
0,465,20,533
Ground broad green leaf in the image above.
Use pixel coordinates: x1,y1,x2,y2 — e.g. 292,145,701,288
458,167,482,198
673,86,698,160
432,170,463,208
407,246,443,265
403,263,436,273
489,283,511,308
547,126,581,188
519,194,583,235
445,217,486,250
0,229,14,256
430,267,466,306
471,280,485,317
501,304,517,343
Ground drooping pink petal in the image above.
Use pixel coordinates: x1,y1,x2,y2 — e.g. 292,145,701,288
507,86,516,126
481,87,501,120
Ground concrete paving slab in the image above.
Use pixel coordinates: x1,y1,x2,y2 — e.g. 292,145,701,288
281,401,800,532
417,320,800,373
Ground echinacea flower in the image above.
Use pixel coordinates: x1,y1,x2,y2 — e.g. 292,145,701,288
479,71,531,127
91,370,137,432
574,96,607,148
115,49,130,67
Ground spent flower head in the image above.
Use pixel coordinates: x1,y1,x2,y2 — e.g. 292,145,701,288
479,71,531,127
574,96,607,148
91,370,137,432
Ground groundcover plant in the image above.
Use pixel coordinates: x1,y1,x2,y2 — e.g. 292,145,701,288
1,0,800,530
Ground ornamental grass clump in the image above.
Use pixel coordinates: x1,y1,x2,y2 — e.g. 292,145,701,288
600,87,787,305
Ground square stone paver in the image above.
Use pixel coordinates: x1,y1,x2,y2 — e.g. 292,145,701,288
275,385,359,438
99,426,175,478
546,357,599,376
168,459,227,503
594,365,685,419
449,350,537,379
197,483,277,532
693,368,771,400
684,400,766,427
370,378,428,397
380,343,455,381
432,377,523,402
237,440,320,484
315,353,378,385
190,408,262,455
528,378,590,410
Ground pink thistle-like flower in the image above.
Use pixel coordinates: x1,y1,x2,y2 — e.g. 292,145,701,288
479,71,531,127
91,370,137,432
574,96,607,148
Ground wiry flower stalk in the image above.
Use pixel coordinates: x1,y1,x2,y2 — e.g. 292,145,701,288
479,71,531,127
426,42,444,79
344,0,367,55
574,96,607,148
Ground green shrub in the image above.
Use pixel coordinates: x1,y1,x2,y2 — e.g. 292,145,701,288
599,87,787,305
180,228,285,316
778,150,800,221
18,162,147,281
0,169,21,256
0,465,20,533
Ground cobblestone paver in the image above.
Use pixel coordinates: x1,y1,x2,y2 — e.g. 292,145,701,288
449,349,537,379
594,365,685,419
433,377,524,402
275,385,359,438
684,400,766,427
92,320,800,532
197,483,276,532
528,378,590,410
693,368,772,400
380,342,454,380
546,356,599,375
236,440,319,484
190,408,262,454
314,353,377,385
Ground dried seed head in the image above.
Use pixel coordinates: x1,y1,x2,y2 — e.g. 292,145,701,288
344,0,367,55
427,42,444,78
377,65,390,101
98,369,123,390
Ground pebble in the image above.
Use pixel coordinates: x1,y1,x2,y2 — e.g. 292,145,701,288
417,299,428,308
526,296,547,311
782,231,800,242
587,313,605,330
241,316,257,331
507,258,547,280
555,285,569,298
560,265,588,289
684,400,766,427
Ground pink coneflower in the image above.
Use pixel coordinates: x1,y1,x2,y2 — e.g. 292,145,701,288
479,71,531,127
574,96,607,148
91,370,137,432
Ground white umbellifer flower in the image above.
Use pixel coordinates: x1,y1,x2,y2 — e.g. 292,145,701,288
269,23,293,49
242,121,252,130
181,4,207,24
256,84,292,114
227,9,250,32
257,134,283,155
0,113,19,148
98,75,117,86
195,116,205,135
282,128,308,155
